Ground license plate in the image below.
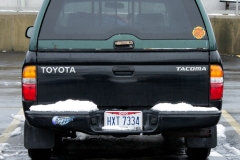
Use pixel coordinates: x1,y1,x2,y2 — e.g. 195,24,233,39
104,111,142,131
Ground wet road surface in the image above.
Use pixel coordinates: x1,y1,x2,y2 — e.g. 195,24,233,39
0,53,240,160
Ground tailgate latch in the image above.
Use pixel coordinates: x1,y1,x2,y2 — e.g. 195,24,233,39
114,40,134,49
112,66,135,76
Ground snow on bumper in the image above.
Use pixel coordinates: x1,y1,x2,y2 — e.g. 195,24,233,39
25,109,221,135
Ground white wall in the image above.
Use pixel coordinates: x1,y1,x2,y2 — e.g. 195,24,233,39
25,0,43,7
0,0,43,7
0,0,17,7
201,0,237,13
0,0,238,13
201,0,225,12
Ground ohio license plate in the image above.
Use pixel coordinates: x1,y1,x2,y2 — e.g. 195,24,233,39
104,111,142,131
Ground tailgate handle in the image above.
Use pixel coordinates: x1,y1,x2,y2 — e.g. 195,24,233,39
112,67,135,76
114,40,134,49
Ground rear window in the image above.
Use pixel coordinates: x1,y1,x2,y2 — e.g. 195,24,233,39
39,0,208,40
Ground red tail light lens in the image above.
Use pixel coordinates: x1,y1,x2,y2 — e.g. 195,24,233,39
210,83,223,100
210,65,224,100
22,66,36,101
22,84,36,101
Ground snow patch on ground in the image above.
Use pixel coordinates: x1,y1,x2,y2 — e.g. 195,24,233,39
0,143,10,159
0,143,9,153
215,124,240,156
2,82,21,86
151,103,218,112
210,149,223,157
10,127,22,137
102,126,134,131
2,152,19,157
76,132,89,140
217,124,226,139
11,114,25,122
30,99,98,112
0,143,20,159
223,144,240,155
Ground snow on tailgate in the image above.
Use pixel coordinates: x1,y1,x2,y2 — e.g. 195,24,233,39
30,99,98,112
151,103,218,112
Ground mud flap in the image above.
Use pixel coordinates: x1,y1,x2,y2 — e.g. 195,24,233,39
185,126,217,148
24,121,55,149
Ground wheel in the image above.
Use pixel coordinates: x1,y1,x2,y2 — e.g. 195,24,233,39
186,147,211,160
28,149,52,160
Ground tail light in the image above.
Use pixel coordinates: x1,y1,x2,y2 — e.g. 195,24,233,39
22,66,36,101
210,65,223,100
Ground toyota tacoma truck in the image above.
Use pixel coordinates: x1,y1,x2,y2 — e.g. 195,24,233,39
23,0,224,159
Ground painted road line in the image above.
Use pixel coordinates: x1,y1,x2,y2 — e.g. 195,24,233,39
0,109,23,143
222,110,240,135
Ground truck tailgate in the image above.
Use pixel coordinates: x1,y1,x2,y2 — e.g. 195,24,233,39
37,52,209,109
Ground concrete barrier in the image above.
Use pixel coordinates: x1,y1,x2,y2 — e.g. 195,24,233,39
0,13,240,54
210,16,240,55
0,13,36,52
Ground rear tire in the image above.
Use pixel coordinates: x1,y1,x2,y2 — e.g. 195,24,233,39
28,149,52,160
186,147,211,160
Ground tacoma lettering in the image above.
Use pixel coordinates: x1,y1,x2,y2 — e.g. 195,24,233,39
176,67,207,71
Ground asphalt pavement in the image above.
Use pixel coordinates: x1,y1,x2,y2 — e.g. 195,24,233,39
0,52,240,160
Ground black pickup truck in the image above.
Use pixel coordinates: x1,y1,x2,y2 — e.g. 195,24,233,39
23,0,223,159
